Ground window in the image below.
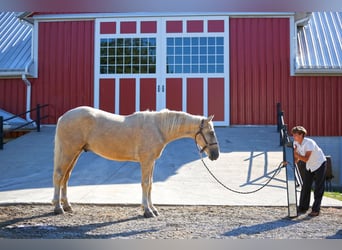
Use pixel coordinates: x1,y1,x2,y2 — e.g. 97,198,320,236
166,36,224,74
100,37,156,74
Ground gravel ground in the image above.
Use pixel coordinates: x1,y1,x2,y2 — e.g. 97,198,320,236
0,204,341,239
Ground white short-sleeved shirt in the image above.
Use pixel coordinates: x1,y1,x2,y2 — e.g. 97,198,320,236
294,137,326,172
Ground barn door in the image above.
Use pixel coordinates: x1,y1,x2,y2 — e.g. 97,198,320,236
94,16,229,125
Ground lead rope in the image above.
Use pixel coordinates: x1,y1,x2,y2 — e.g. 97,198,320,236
198,149,286,194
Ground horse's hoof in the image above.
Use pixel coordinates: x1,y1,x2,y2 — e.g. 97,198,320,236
54,207,65,215
63,205,73,213
144,210,156,218
152,209,159,216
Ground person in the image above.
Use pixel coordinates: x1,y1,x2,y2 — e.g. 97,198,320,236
291,126,327,217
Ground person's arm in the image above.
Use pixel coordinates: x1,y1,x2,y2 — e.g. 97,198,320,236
294,149,312,163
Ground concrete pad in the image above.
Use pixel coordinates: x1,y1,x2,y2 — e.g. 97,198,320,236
0,125,341,208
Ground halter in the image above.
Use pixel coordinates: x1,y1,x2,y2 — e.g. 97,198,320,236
195,119,218,153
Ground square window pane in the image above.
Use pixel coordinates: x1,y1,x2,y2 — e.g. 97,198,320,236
208,37,215,45
191,65,199,73
167,56,174,64
208,65,215,73
191,37,199,45
192,46,199,54
184,46,191,55
116,65,123,73
192,55,199,64
108,66,115,73
100,66,107,74
208,46,215,54
175,65,182,73
100,57,108,64
167,46,174,55
124,66,132,73
216,46,224,54
175,46,182,54
141,65,147,73
200,37,207,45
216,64,224,73
108,39,116,46
175,56,182,64
200,64,207,73
200,55,207,64
108,56,115,64
216,37,224,45
175,38,182,46
183,38,190,46
200,46,207,54
167,65,174,73
208,56,215,63
167,38,174,46
100,48,107,56
183,65,190,73
217,55,224,63
149,65,156,73
184,56,190,64
117,56,123,64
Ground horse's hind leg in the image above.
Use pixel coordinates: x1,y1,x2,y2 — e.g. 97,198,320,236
53,148,82,214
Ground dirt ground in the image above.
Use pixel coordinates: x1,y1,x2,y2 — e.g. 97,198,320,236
0,204,341,239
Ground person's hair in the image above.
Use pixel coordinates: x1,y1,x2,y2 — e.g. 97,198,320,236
291,126,307,136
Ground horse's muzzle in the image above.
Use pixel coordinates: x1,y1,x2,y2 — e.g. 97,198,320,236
209,149,219,161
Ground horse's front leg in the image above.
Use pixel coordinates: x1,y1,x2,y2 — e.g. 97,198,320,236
141,160,159,218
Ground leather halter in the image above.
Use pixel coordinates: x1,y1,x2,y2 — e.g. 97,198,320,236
195,119,218,153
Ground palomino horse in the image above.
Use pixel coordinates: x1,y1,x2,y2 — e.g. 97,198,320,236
52,106,219,218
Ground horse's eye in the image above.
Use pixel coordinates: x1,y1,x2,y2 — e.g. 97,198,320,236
209,131,215,136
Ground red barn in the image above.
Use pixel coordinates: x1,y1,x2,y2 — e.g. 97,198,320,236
1,11,341,185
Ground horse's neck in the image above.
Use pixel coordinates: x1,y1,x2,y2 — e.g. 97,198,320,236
159,112,201,143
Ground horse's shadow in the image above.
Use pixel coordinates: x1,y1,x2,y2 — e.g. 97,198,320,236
222,216,310,238
0,211,156,239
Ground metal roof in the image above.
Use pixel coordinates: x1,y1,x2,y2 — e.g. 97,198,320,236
0,12,33,77
296,12,342,73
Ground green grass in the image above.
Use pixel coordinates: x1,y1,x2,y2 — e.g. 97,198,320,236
324,191,342,201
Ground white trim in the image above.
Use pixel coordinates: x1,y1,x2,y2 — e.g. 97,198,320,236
33,12,294,22
115,78,120,114
94,19,101,108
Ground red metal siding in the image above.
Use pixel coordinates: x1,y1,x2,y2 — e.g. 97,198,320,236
229,18,342,136
0,79,26,116
30,20,94,123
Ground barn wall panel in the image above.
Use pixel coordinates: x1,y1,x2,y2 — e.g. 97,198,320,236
229,17,342,136
30,20,94,123
0,79,26,117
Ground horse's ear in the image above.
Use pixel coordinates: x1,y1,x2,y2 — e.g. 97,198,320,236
207,115,214,121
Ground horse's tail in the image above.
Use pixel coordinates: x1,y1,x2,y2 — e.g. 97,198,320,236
53,118,64,186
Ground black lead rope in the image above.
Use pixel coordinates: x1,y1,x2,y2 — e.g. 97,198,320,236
199,151,286,194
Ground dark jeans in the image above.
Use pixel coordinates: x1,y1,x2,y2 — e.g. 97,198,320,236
298,161,327,212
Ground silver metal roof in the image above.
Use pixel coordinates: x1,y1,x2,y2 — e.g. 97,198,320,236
0,12,33,77
296,12,342,73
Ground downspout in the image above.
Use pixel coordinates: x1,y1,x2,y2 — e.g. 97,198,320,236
22,59,34,123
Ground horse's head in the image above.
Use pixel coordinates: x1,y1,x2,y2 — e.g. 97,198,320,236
195,115,220,161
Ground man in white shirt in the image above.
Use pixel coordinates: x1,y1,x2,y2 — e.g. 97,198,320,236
292,126,327,217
